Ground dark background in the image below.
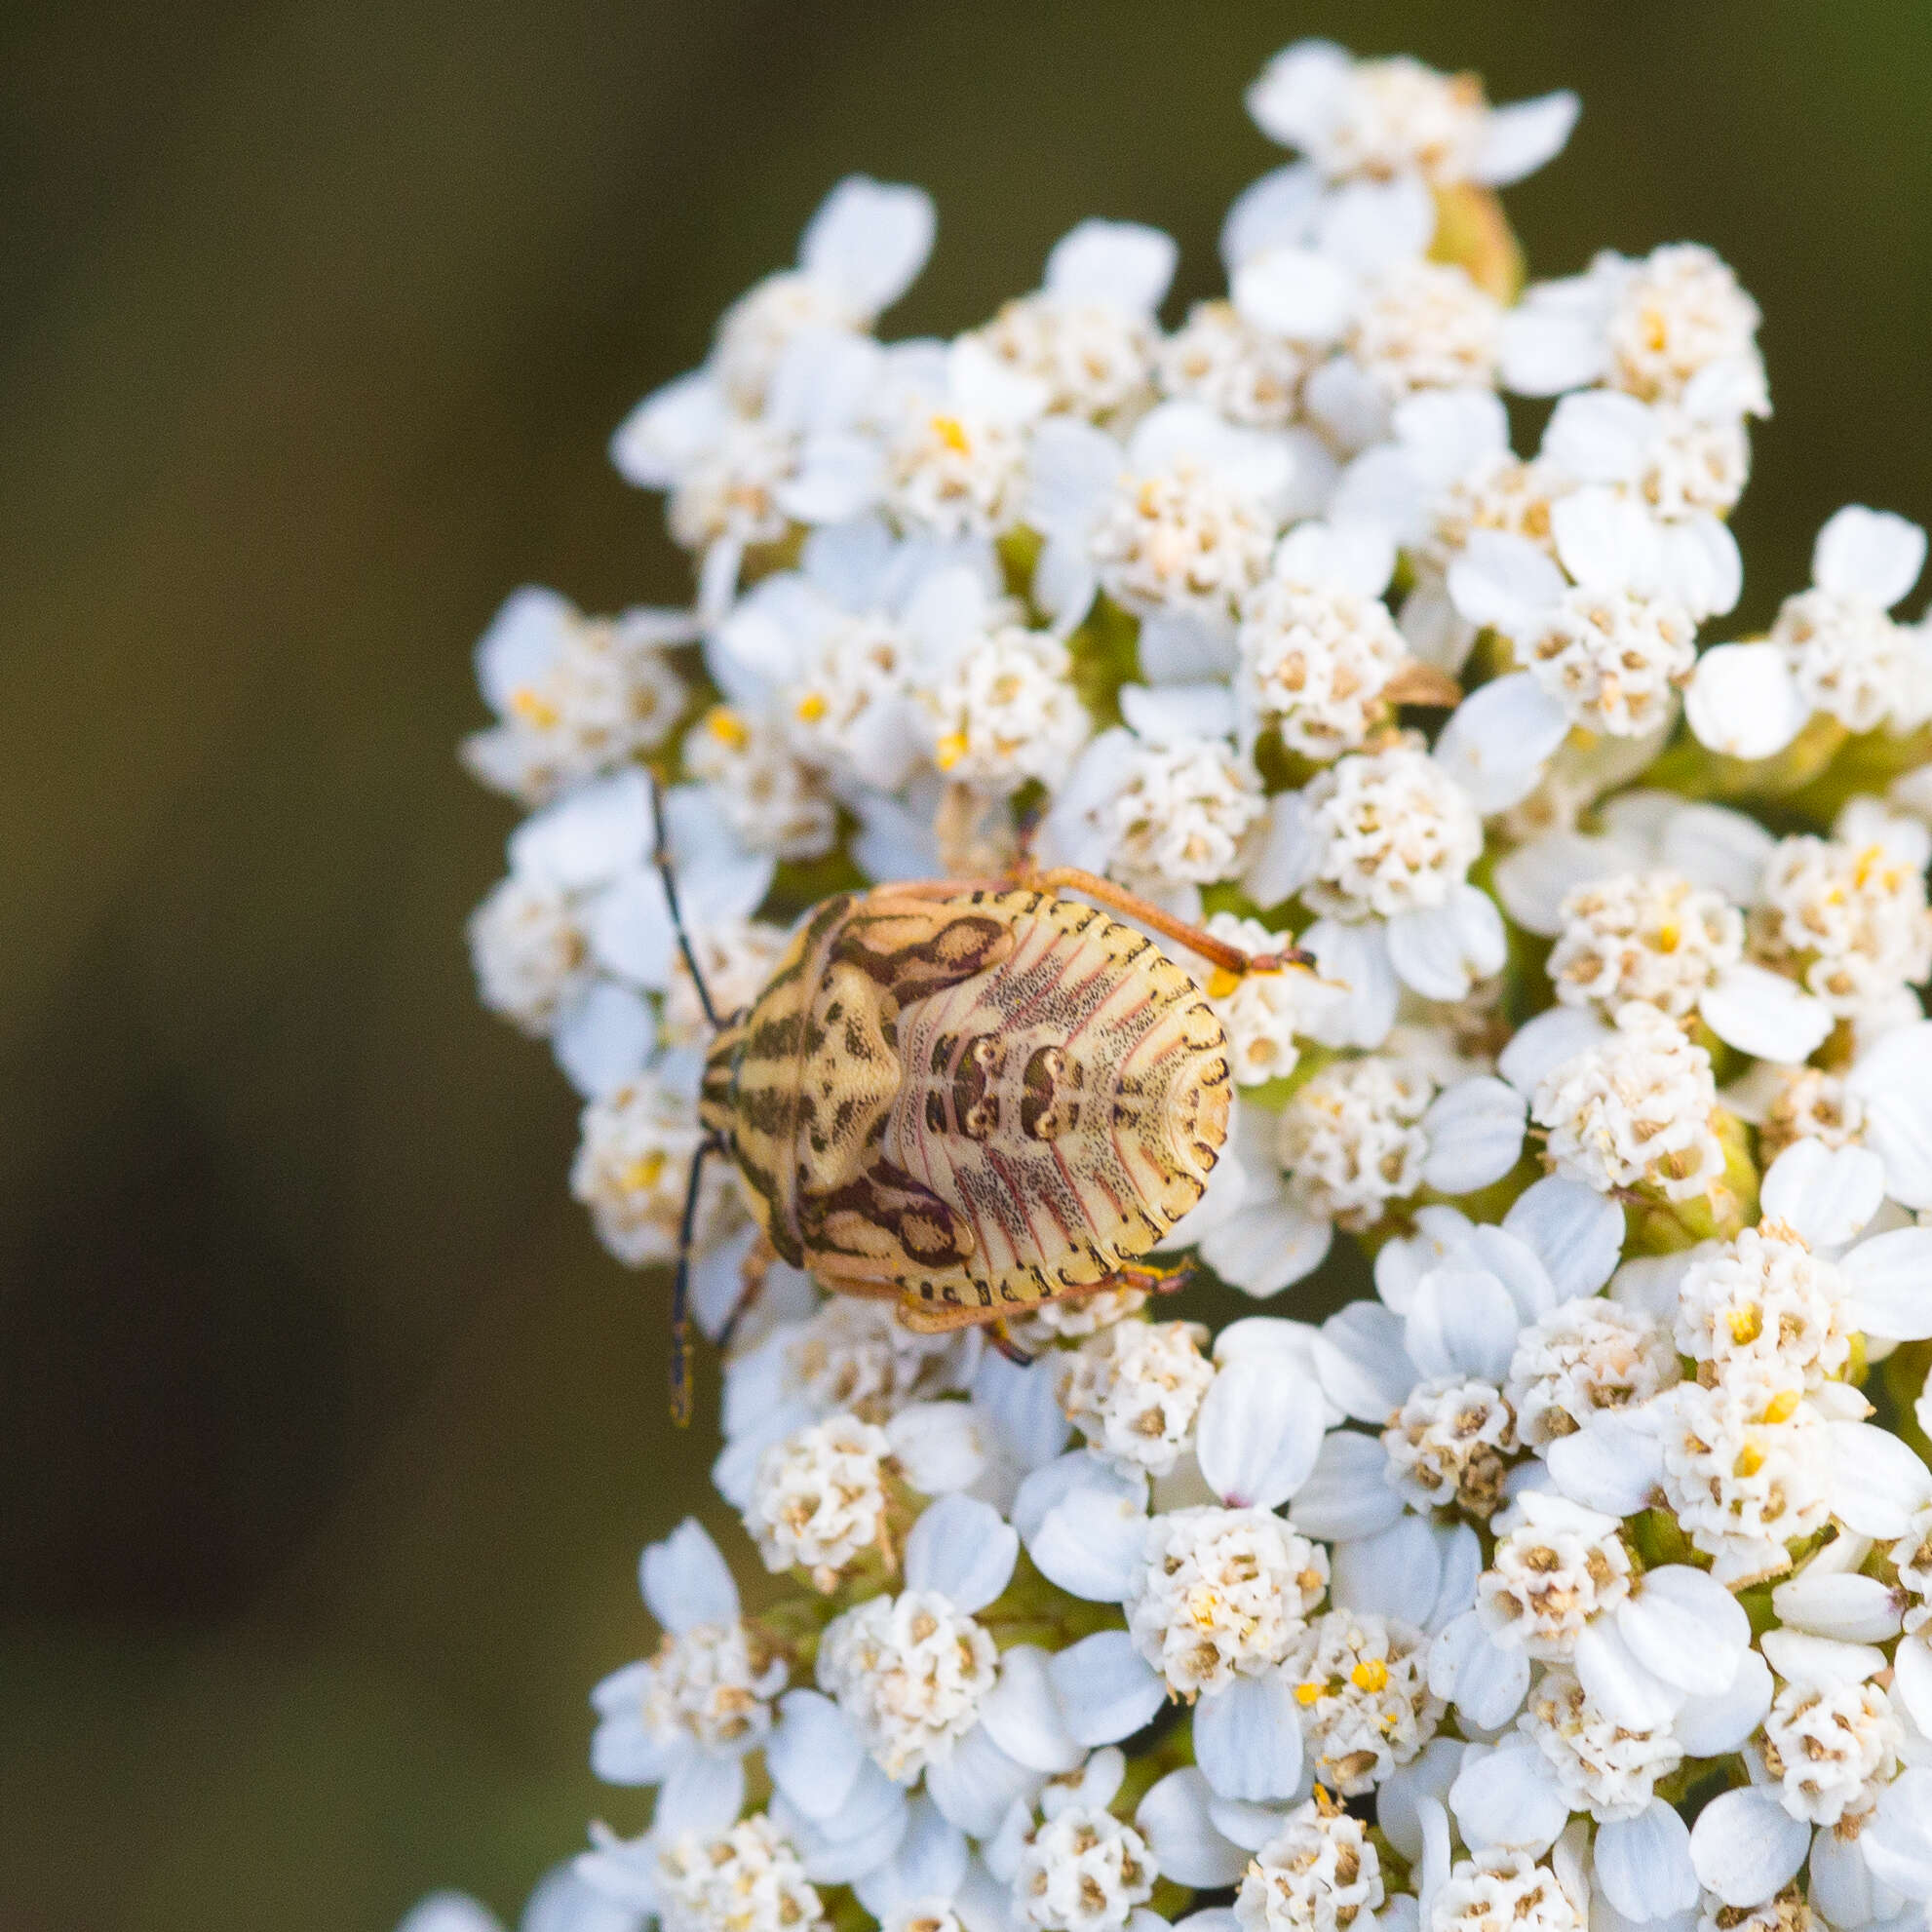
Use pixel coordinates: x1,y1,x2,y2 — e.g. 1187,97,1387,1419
4,4,1930,1925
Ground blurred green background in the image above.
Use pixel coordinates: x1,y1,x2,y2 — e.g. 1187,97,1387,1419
5,2,1932,1925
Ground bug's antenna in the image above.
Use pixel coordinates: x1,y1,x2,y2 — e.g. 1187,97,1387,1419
646,767,721,1033
669,1136,720,1427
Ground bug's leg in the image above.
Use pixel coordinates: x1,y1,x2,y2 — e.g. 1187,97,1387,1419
668,1137,720,1426
715,1233,776,1357
1027,866,1319,980
988,1321,1035,1368
644,766,722,1032
1113,1259,1195,1298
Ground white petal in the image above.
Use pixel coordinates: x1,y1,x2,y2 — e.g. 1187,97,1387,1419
1025,1475,1149,1601
1895,1632,1932,1736
1461,1226,1561,1327
1546,1413,1666,1517
511,769,654,889
641,1518,739,1632
1376,1740,1465,1866
1290,1428,1406,1539
1671,1647,1773,1757
1193,1675,1304,1801
924,1724,1041,1838
1315,1301,1411,1422
979,1646,1084,1773
1552,487,1662,596
1331,1514,1442,1627
1594,1802,1699,1924
1433,672,1571,814
1761,1139,1886,1251
1540,390,1652,484
1199,1199,1333,1298
657,1749,748,1841
1701,964,1835,1064
781,1762,909,1882
610,368,727,488
1661,515,1743,620
1421,1076,1527,1194
1844,1226,1932,1339
1405,1264,1521,1384
799,176,936,317
1232,246,1357,341
1245,41,1352,144
1241,790,1323,909
1398,576,1478,674
1449,1740,1568,1851
903,1494,1019,1611
1428,1524,1484,1633
1688,1788,1811,1908
1386,898,1485,1002
1011,1451,1142,1543
1299,918,1399,1049
1850,1033,1932,1210
401,1893,506,1932
775,433,883,526
1220,161,1324,273
853,1796,968,1922
1473,91,1581,185
1446,532,1567,635
527,1869,647,1932
1491,831,1626,938
553,983,655,1100
1771,1569,1905,1642
1813,505,1928,609
1572,1617,1682,1730
1809,1820,1904,1931
887,1401,989,1498
1500,1009,1610,1104
767,1690,867,1821
1499,307,1610,397
589,1706,680,1788
972,1352,1072,1471
1027,418,1124,545
1614,1566,1747,1695
1684,643,1808,759
1313,175,1435,276
1274,517,1397,599
1502,1174,1624,1296
1044,220,1177,314
474,584,575,715
1194,1355,1324,1509
1047,1632,1166,1747
1429,1611,1530,1731
1034,534,1098,637
1861,1769,1932,1901
1119,680,1237,744
1135,1767,1249,1888
1827,1420,1932,1535
1660,802,1778,904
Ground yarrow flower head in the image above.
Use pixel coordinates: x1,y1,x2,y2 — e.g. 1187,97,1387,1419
430,38,1932,1932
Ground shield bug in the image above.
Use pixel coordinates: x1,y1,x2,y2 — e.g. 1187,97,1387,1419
650,795,1315,1421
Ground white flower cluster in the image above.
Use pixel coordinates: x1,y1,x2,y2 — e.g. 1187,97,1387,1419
419,37,1932,1932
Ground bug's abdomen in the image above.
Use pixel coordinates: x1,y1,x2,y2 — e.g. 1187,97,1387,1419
884,893,1231,1294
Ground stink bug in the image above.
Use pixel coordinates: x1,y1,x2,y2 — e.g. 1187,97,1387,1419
651,790,1315,1421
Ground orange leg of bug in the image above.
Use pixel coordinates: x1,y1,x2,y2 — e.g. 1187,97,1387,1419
878,871,1316,984
1024,867,1319,984
1112,1258,1195,1297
